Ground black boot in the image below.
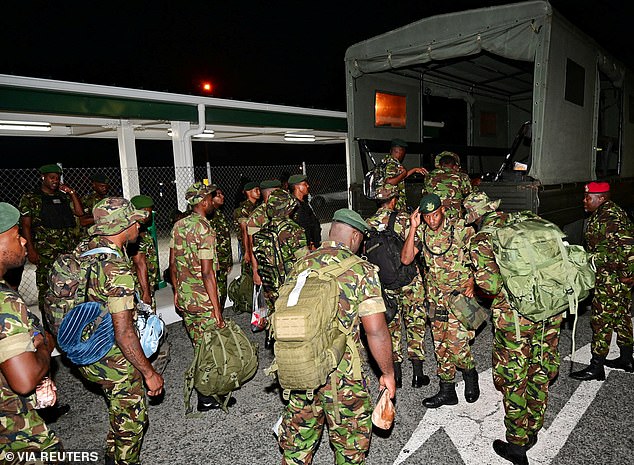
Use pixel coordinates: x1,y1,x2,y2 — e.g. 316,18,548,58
525,432,538,451
463,368,480,403
570,354,606,381
604,345,634,372
493,439,528,465
264,331,274,350
411,359,430,387
423,381,458,408
197,393,222,412
394,362,402,389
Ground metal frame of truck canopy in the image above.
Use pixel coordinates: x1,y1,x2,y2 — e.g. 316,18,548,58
345,0,633,226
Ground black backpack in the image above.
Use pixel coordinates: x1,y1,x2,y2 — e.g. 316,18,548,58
364,211,419,290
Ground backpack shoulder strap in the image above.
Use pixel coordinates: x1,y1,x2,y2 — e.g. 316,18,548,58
387,211,399,233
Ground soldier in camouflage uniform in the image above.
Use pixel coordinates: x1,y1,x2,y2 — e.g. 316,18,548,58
289,174,322,250
0,202,63,464
246,179,281,287
80,172,111,237
128,195,160,310
62,197,164,465
402,193,479,408
571,182,634,381
233,181,261,269
423,151,473,220
19,164,84,312
464,192,559,465
384,139,427,212
278,209,396,465
208,186,232,309
365,182,430,389
170,182,235,411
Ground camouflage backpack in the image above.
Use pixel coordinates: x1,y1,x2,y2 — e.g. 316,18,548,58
266,254,364,423
44,247,119,337
252,218,301,293
486,212,595,323
227,270,254,314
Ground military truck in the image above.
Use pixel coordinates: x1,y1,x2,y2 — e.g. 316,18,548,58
345,0,633,241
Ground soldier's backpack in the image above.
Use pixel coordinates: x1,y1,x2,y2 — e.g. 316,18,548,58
266,254,364,423
364,211,418,290
44,247,120,337
228,269,254,314
363,159,388,200
252,218,300,293
183,319,258,415
487,213,595,323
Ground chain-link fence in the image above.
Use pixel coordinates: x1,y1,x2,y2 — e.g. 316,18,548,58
0,163,346,305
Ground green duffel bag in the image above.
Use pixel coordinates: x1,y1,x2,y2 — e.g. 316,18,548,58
228,270,254,314
184,319,258,414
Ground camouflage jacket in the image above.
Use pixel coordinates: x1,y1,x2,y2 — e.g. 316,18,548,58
246,201,269,236
423,167,472,215
19,190,77,254
170,212,219,313
468,212,511,311
128,228,160,291
81,192,106,216
0,281,39,422
233,199,258,251
209,209,232,270
74,237,137,315
417,217,474,299
384,154,408,211
585,200,634,279
289,241,386,378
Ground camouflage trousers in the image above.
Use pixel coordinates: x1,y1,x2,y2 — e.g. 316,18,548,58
182,310,219,345
216,266,229,311
0,408,62,464
35,248,66,312
590,273,634,357
492,305,563,446
430,309,476,382
385,275,427,362
79,346,148,465
278,373,372,465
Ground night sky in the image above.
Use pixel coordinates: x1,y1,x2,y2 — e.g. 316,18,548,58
2,1,632,111
1,1,631,168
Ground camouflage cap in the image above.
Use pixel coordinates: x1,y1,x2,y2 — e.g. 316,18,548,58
463,192,501,224
185,182,212,206
332,208,368,233
419,194,442,214
39,164,62,174
374,182,397,200
0,202,20,234
88,197,148,236
435,151,461,168
288,174,307,185
130,194,154,209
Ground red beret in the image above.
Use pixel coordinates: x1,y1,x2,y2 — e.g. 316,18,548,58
584,182,610,194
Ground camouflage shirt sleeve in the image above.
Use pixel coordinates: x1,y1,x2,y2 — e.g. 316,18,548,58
357,263,386,317
18,191,38,218
588,201,634,277
0,287,36,364
469,231,503,295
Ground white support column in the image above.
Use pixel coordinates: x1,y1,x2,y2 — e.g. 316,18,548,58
171,121,196,211
117,121,140,198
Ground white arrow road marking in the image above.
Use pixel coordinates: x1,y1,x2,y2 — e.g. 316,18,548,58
394,336,630,465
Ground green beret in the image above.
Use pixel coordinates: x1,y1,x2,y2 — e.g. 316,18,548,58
332,208,368,233
0,202,20,234
185,182,211,205
260,179,282,189
419,194,441,214
90,173,110,184
39,164,62,174
243,181,259,191
130,194,154,209
288,174,307,185
391,138,408,148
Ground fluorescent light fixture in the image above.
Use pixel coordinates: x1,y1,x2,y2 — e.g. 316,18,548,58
284,132,315,142
0,120,52,132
